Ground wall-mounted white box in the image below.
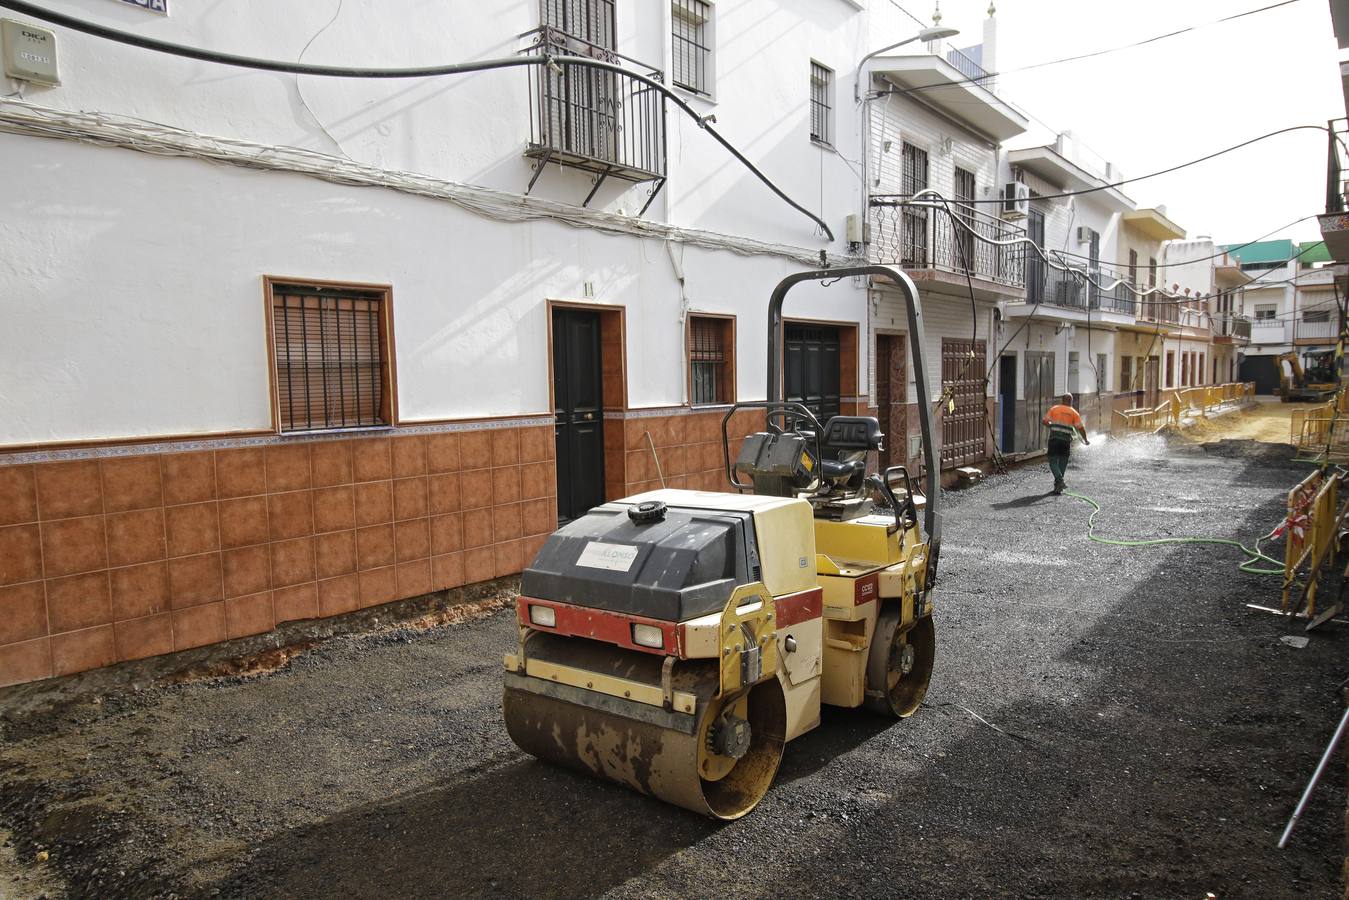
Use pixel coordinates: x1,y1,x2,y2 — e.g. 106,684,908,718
2,19,59,86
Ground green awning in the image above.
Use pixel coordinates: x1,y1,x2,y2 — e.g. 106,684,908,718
1297,241,1331,264
1222,239,1295,265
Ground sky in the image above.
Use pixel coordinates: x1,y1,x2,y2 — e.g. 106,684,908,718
898,0,1345,245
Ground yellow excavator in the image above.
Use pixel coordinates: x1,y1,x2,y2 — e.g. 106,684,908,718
502,265,943,819
1277,350,1338,402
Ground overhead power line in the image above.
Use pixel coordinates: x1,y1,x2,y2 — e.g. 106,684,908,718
882,125,1335,206
871,0,1304,101
0,0,834,241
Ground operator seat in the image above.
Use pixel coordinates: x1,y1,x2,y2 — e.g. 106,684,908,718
818,416,884,494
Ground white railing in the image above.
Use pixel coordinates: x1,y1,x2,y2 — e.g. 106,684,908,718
1296,319,1336,341
1250,320,1292,344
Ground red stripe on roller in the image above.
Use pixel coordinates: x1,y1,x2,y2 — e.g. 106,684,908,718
517,597,681,657
775,587,823,628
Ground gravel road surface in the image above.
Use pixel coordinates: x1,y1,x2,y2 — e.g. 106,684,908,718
1,433,1344,899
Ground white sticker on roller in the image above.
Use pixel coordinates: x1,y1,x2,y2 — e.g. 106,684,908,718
576,541,640,572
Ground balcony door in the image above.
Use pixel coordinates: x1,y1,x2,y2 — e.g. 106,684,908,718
1085,228,1101,307
1026,208,1045,304
954,167,977,275
900,144,929,268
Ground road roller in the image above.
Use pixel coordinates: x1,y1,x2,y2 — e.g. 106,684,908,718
503,265,944,819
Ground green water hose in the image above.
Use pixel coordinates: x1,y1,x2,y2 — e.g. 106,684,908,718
1062,490,1285,576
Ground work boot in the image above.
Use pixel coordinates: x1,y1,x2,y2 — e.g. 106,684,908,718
1052,478,1064,494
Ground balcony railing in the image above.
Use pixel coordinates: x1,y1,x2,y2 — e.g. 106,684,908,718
1215,314,1252,340
1137,292,1180,326
944,44,991,86
1019,262,1136,316
1251,319,1292,343
869,197,1025,288
522,26,668,192
1297,318,1336,341
1090,266,1136,316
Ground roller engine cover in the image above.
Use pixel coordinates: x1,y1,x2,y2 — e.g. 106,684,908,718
522,501,763,623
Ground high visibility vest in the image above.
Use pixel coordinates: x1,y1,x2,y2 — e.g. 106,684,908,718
1044,404,1083,442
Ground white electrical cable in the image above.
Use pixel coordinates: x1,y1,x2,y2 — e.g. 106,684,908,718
0,98,861,269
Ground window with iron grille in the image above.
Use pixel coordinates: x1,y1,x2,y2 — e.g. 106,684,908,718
689,315,734,405
809,61,833,145
672,0,712,95
541,0,616,49
267,281,393,433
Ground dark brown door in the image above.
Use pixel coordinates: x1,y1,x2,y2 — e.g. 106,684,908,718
875,334,908,469
941,338,987,468
784,323,841,425
553,308,605,524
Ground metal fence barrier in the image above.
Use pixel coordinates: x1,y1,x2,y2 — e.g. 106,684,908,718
1282,469,1341,619
1110,382,1256,435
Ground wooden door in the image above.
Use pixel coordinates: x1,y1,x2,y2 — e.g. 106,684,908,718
875,334,908,470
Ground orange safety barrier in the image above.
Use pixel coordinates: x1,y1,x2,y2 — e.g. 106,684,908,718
1281,469,1340,617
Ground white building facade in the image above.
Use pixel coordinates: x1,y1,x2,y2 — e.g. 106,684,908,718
0,0,897,686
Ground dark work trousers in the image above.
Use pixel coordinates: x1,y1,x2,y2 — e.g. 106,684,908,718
1047,436,1071,484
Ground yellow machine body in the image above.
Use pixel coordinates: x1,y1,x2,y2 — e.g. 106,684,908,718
501,264,942,820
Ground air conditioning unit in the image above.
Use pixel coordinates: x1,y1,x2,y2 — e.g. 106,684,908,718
1076,226,1093,245
1000,182,1029,219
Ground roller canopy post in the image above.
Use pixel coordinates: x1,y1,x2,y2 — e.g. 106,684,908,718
764,266,942,557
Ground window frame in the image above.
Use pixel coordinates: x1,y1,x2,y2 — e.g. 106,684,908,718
263,276,398,436
686,312,736,407
809,60,835,147
542,0,617,50
671,0,714,98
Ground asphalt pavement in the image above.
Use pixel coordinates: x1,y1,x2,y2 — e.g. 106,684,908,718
0,433,1344,899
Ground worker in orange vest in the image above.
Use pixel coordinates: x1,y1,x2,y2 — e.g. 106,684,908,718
1042,393,1090,495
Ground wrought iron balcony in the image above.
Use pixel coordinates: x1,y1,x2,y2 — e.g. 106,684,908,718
1089,266,1137,316
1020,263,1136,316
522,26,668,207
869,197,1025,288
1137,292,1180,326
1215,314,1251,341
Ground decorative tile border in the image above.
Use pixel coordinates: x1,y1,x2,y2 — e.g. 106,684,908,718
0,416,555,467
604,405,732,420
602,399,869,421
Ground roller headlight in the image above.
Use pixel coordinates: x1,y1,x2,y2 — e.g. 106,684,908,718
528,604,556,628
631,623,664,649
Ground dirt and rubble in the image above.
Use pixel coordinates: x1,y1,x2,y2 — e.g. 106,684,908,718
1,430,1346,899
1168,397,1304,445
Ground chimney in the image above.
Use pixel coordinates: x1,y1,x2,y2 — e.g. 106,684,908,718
983,3,998,92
